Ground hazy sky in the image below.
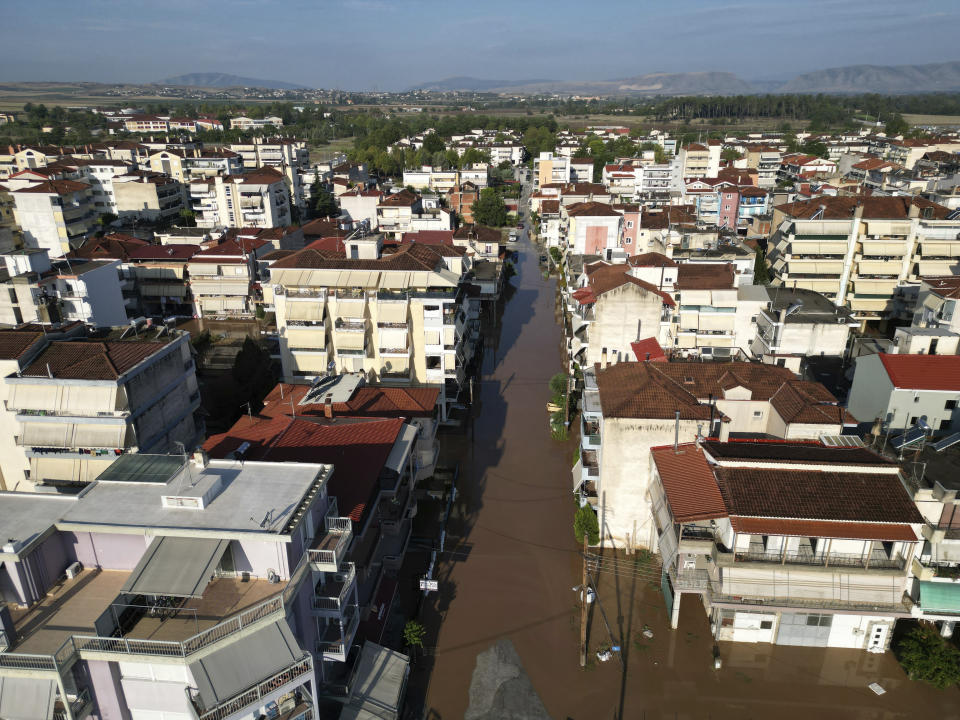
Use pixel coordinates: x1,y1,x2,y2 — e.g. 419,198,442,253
2,0,959,90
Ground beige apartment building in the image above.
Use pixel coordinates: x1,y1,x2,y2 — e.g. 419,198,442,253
767,196,960,325
10,179,96,257
269,235,471,418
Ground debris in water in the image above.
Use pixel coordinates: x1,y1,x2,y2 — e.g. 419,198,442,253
868,683,886,696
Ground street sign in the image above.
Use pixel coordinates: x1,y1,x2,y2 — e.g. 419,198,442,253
419,579,438,591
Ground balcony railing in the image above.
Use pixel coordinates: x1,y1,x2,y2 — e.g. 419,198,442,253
321,605,360,661
190,656,313,720
732,549,908,571
53,688,91,720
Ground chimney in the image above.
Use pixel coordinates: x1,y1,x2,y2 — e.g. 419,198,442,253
192,448,208,469
324,395,334,419
674,410,680,452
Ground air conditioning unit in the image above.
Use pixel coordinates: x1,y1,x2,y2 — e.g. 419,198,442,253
65,562,83,580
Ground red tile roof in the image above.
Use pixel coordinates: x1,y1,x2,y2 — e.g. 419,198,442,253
775,195,950,220
714,467,922,524
878,353,960,391
0,330,44,361
260,383,439,419
204,415,404,523
630,338,667,362
675,263,736,290
922,276,960,300
402,230,454,246
128,244,200,261
566,201,621,218
20,340,170,380
627,252,676,268
652,444,727,522
584,264,675,306
729,517,917,542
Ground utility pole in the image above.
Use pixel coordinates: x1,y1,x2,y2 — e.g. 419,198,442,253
580,535,588,667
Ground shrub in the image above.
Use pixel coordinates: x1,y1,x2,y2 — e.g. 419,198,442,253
895,623,960,689
574,505,600,546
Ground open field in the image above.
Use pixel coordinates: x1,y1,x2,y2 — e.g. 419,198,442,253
904,113,960,126
309,136,355,162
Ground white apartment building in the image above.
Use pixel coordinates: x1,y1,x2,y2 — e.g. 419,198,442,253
196,168,292,229
10,179,96,257
534,152,570,190
230,115,285,130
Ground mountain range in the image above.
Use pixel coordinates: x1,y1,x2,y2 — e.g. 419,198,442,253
159,73,307,90
410,61,960,96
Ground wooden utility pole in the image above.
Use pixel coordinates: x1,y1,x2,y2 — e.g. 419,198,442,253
580,535,588,667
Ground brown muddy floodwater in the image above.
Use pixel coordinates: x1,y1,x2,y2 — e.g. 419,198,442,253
405,220,960,720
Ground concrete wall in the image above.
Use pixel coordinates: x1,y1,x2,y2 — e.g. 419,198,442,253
88,659,133,720
599,418,703,549
847,354,896,427
587,284,663,367
63,531,149,570
81,261,129,327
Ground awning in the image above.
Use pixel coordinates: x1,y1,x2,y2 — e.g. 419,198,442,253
0,677,57,720
340,641,409,720
121,536,229,598
919,581,960,615
385,423,418,473
572,459,584,492
189,620,303,707
284,300,324,322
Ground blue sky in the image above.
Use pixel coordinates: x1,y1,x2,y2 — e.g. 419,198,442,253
2,0,959,89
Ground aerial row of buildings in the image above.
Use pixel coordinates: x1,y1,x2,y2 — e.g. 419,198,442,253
523,124,960,657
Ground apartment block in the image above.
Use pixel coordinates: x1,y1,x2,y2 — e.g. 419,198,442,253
187,237,270,318
652,439,921,651
10,180,96,257
270,238,471,419
533,152,570,190
1,327,199,488
112,172,185,222
766,195,960,324
0,453,409,720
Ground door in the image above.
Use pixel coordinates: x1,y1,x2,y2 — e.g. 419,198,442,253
867,623,889,652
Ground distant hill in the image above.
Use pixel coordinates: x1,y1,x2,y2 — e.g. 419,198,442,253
159,73,308,90
410,71,755,96
408,76,551,92
777,61,960,94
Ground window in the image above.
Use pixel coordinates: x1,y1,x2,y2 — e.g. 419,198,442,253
910,416,918,425
760,620,773,630
625,238,631,244
946,400,957,411
914,395,920,403
626,221,634,228
806,614,832,627
753,411,763,419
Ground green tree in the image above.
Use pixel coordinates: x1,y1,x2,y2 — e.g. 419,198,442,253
471,188,507,227
421,132,445,154
313,188,339,219
800,140,829,159
179,209,196,227
403,620,426,649
232,337,275,415
721,148,742,162
753,249,770,285
885,113,910,137
574,505,600,546
895,623,960,689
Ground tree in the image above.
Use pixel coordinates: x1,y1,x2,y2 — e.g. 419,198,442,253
721,148,742,162
232,337,275,415
753,249,770,285
885,113,910,137
403,620,426,649
895,623,960,689
574,505,600,546
313,188,338,219
421,132,445,154
179,209,196,227
97,212,118,227
471,188,507,227
800,140,829,159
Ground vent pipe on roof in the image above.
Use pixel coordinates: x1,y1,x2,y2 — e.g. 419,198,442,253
674,410,680,453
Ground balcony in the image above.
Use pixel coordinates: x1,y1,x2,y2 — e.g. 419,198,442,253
334,318,366,333
721,548,908,572
320,605,360,662
581,421,601,450
677,525,716,554
53,689,92,720
308,503,353,572
189,656,313,720
312,563,356,618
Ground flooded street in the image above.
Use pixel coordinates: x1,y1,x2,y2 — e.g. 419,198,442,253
405,215,960,719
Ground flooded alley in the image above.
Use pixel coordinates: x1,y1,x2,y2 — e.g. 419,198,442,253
403,216,960,720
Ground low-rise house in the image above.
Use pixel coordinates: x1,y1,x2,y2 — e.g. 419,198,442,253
563,201,623,256
112,172,185,222
576,361,856,548
848,353,960,434
377,190,422,237
340,188,383,230
652,439,921,651
127,243,200,318
749,286,858,366
229,114,285,130
1,327,200,488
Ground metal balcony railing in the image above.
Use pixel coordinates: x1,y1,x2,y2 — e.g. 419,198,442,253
732,550,907,571
190,656,313,720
